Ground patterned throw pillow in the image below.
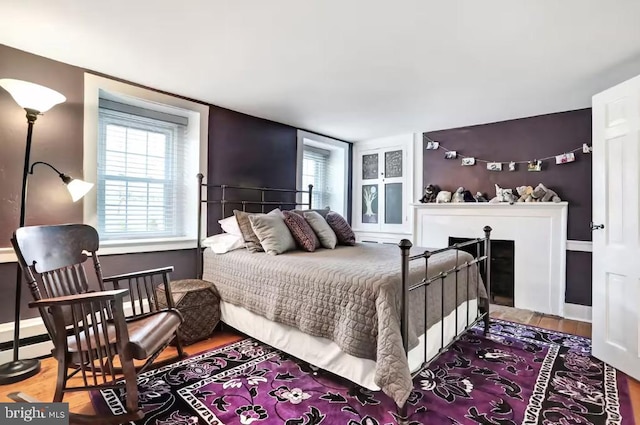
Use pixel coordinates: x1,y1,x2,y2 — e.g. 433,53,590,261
326,212,356,246
283,211,320,252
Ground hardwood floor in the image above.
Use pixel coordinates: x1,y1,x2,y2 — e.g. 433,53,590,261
1,312,638,423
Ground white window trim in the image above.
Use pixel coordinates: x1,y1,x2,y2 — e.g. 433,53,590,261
84,73,208,254
296,130,349,216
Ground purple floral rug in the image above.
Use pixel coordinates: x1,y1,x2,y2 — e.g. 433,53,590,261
92,319,636,424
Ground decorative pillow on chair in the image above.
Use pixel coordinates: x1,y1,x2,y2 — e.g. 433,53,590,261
325,212,356,246
303,211,337,249
283,210,320,252
249,212,296,255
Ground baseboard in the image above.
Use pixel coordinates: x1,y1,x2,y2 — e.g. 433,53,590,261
563,303,592,323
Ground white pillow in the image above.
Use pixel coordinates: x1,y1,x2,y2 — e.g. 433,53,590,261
218,216,242,236
202,233,245,254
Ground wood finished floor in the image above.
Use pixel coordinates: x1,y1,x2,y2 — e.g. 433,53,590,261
1,310,638,423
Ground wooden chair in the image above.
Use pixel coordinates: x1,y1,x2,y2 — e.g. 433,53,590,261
9,224,186,424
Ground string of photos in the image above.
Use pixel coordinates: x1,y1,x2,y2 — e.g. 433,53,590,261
424,135,592,172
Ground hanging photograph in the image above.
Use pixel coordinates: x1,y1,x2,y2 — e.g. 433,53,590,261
508,161,517,171
528,160,543,171
487,162,502,171
461,157,476,166
555,152,576,164
426,141,439,150
362,153,378,180
362,185,378,223
583,143,592,153
444,151,457,159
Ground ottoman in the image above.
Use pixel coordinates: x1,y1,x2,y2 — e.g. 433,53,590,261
157,279,221,345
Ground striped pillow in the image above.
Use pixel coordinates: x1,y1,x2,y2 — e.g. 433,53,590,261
283,210,320,252
326,212,356,246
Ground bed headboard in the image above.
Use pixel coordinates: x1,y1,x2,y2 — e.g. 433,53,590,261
196,173,313,277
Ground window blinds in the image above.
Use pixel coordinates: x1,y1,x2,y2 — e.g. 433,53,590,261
302,146,332,209
97,100,189,240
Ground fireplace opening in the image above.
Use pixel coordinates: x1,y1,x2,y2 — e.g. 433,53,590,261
448,237,515,307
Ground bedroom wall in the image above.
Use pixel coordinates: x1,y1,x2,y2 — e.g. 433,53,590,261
423,109,593,307
0,44,201,325
206,106,298,234
0,45,303,328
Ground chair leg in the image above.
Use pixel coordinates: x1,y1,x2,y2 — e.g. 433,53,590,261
53,353,69,403
120,350,139,414
174,332,186,359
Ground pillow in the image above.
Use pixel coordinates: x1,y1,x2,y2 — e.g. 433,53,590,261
283,210,320,252
325,212,356,246
218,216,242,236
234,209,283,252
202,233,245,254
292,207,330,219
249,213,296,255
303,211,337,249
234,210,263,252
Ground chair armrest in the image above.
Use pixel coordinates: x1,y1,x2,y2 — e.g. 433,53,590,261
102,266,174,283
28,289,129,308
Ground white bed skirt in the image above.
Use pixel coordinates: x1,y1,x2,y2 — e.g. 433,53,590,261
221,299,479,391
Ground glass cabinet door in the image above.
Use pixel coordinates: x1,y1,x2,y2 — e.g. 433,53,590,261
357,147,406,230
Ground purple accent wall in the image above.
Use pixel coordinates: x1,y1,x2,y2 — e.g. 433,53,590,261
424,109,593,306
424,109,592,241
206,106,298,233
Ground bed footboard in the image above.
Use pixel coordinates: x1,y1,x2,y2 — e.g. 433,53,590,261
398,226,492,418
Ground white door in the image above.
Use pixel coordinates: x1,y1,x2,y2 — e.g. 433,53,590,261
592,73,640,380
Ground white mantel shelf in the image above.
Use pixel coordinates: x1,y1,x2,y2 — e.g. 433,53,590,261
410,202,569,208
411,202,568,317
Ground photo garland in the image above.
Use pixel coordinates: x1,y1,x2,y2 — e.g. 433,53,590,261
425,138,592,172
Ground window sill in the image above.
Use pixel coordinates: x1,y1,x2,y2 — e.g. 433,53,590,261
98,237,197,255
0,238,197,264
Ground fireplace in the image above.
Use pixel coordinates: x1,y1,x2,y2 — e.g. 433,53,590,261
411,202,568,316
449,237,515,307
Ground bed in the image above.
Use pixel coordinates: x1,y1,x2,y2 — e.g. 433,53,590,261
196,175,492,413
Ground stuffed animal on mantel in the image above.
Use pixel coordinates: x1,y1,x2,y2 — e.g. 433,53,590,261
436,190,452,203
515,185,534,202
474,192,488,202
451,187,465,203
419,184,440,203
489,184,517,204
531,183,561,202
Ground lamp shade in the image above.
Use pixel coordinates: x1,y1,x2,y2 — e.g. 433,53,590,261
0,79,66,113
66,179,94,202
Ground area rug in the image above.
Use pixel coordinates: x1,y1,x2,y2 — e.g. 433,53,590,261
91,319,636,424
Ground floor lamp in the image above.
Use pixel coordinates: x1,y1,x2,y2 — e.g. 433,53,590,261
0,79,94,384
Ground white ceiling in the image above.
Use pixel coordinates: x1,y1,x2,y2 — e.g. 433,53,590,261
1,0,640,142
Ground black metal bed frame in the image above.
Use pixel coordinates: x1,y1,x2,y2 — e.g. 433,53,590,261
195,174,492,416
196,173,313,278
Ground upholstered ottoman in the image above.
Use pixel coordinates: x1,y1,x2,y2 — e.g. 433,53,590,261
157,279,220,345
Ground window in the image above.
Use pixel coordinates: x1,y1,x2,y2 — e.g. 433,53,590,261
97,100,188,240
302,146,331,209
84,74,208,254
296,131,350,217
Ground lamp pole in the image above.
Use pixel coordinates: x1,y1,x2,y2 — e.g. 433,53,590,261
0,109,42,383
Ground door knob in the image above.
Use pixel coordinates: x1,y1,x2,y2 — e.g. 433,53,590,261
590,222,605,231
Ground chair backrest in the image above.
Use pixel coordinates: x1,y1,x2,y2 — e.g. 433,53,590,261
11,224,105,341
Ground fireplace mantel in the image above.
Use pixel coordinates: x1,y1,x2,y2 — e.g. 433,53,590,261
411,202,568,316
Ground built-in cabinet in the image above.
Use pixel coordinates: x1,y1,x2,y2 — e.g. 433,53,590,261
352,134,415,243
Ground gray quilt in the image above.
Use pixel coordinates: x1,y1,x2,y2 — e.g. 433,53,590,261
202,243,486,407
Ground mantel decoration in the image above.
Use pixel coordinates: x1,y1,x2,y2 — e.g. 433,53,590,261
424,134,592,172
